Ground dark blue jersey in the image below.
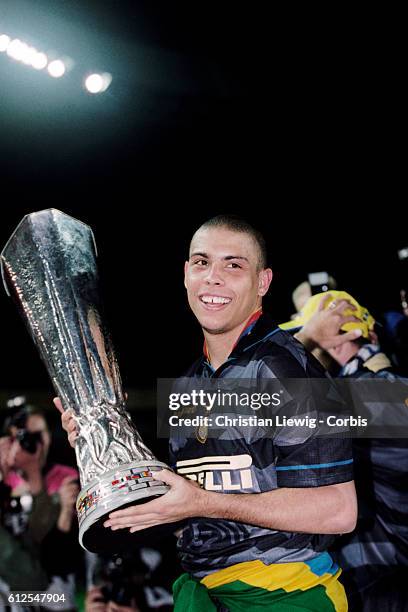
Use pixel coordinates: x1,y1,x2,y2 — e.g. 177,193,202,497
170,313,354,578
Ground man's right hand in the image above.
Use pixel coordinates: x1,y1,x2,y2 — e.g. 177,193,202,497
53,397,78,448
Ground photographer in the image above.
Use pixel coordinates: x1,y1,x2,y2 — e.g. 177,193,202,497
85,554,141,612
85,586,140,612
2,400,81,609
84,542,176,612
0,434,48,600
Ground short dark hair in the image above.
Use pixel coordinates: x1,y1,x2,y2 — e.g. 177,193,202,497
3,402,48,435
193,215,268,270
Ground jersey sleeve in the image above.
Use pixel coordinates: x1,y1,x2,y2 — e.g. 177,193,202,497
259,344,354,488
274,435,354,487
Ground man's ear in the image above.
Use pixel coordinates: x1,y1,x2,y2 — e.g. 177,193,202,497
184,261,189,289
258,268,273,297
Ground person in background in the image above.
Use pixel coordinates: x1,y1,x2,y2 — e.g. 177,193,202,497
281,291,408,611
84,536,177,612
2,398,81,610
1,434,49,604
379,288,408,376
291,275,337,316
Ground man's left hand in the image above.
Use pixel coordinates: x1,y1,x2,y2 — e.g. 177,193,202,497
295,294,362,351
104,469,206,533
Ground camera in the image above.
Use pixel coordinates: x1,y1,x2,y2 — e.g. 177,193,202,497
0,480,32,536
95,554,143,607
308,271,330,295
100,582,135,607
13,429,43,454
3,399,44,454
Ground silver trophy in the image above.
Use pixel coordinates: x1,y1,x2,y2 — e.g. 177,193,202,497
1,209,170,553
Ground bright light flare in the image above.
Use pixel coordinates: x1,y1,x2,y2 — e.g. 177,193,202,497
1,34,49,70
0,34,11,52
47,59,66,78
6,38,27,61
31,51,48,70
1,32,110,91
84,72,112,94
20,45,38,65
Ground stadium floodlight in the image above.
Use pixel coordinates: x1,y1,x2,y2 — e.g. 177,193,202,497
20,45,38,66
31,51,48,70
0,33,49,70
47,59,66,78
398,248,408,261
1,31,111,91
84,72,112,94
0,34,11,52
6,38,27,61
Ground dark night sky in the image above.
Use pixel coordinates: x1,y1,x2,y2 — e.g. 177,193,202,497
0,1,405,392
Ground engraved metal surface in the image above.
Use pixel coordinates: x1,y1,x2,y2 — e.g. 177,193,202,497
1,210,163,489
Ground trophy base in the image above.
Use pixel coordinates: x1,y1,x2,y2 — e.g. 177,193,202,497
77,460,170,553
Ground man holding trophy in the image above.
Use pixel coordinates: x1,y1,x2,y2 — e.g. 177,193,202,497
2,211,357,611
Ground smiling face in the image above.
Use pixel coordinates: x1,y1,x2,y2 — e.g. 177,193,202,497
184,226,272,336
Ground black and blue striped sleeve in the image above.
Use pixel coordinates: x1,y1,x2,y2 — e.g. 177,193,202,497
275,436,354,487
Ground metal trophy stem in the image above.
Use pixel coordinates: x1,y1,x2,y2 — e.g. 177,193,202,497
1,209,170,553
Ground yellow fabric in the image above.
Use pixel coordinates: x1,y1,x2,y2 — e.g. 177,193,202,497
280,290,375,339
363,352,392,372
200,559,347,611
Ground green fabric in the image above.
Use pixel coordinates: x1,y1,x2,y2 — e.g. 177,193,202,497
28,490,60,544
0,525,48,591
173,573,338,612
173,573,218,611
0,490,59,591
